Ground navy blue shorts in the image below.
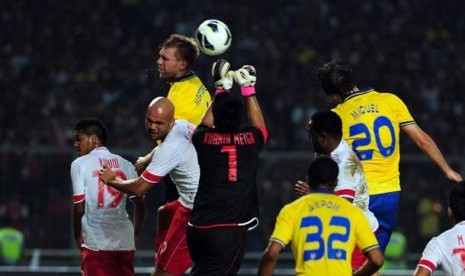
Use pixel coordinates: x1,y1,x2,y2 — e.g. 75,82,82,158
369,191,401,252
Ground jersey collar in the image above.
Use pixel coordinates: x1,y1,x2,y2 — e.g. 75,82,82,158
172,71,196,83
331,139,349,159
310,188,334,194
91,146,109,153
343,87,373,102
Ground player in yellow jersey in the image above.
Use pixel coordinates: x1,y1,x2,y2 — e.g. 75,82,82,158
137,34,212,172
160,35,212,125
258,156,383,276
134,34,211,275
316,58,462,252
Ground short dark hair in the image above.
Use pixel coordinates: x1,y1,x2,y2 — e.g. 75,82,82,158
212,92,244,132
307,156,339,190
316,58,354,96
309,111,342,139
449,182,465,222
161,34,199,67
74,118,108,144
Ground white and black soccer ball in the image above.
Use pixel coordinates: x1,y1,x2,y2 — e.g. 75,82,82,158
195,19,232,56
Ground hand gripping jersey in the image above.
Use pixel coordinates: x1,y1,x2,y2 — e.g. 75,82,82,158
71,147,138,251
417,221,465,276
141,119,200,209
331,139,379,232
167,72,212,126
189,125,268,227
271,190,378,275
332,89,415,195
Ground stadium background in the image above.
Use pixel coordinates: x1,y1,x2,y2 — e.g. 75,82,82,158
1,0,464,274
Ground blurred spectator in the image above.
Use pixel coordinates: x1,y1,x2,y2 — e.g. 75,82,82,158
0,215,25,265
381,230,408,272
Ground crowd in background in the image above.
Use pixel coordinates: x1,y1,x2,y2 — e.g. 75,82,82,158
1,0,464,257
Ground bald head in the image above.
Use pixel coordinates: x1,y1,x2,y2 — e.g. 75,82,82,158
145,97,175,142
148,97,175,119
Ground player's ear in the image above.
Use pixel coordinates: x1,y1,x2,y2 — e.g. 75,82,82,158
316,132,327,144
330,93,342,103
328,179,338,190
179,60,187,71
90,134,98,145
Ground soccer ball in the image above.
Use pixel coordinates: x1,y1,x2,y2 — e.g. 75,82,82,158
195,19,232,56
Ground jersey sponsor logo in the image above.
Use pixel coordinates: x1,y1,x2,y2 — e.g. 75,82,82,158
194,85,208,105
185,124,195,140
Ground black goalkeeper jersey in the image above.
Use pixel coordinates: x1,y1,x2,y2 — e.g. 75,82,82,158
189,125,266,227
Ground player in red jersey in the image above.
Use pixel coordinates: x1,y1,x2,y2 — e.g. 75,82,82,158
71,118,145,276
186,59,268,275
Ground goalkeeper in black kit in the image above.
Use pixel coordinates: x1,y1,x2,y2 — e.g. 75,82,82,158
186,59,268,275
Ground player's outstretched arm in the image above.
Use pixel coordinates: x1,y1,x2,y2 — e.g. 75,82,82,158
402,124,463,182
257,241,283,276
199,59,235,127
353,247,383,276
100,166,153,197
200,106,214,127
234,65,266,128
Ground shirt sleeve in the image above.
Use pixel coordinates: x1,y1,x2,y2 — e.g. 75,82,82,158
70,161,85,203
386,93,415,126
255,126,268,144
142,144,181,183
354,208,379,252
417,237,440,273
126,161,138,180
334,158,357,200
270,204,293,247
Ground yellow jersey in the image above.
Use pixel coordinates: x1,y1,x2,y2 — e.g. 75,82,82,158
167,72,211,126
332,89,415,195
271,190,378,275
